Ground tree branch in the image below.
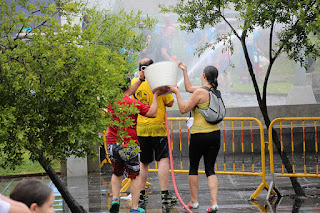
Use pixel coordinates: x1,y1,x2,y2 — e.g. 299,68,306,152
262,20,275,109
272,0,317,62
219,13,241,40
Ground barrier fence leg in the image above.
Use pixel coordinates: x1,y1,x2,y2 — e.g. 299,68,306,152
267,195,283,213
120,178,152,193
266,180,282,201
120,178,131,192
250,180,281,201
250,182,269,200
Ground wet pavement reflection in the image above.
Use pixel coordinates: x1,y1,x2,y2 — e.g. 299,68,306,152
1,169,320,213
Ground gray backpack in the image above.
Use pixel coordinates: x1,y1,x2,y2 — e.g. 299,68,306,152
198,86,226,124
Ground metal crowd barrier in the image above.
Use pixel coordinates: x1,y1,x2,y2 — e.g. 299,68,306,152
268,117,320,178
157,117,275,200
101,117,280,199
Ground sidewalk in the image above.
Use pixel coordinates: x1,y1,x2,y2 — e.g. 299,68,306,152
1,168,320,212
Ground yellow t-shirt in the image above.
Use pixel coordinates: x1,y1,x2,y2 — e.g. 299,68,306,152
191,101,220,134
131,78,174,137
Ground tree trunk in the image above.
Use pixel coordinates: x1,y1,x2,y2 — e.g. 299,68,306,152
270,128,306,196
38,156,87,213
259,96,305,196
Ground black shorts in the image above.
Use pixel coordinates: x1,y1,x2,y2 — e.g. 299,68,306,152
138,136,169,164
189,130,221,177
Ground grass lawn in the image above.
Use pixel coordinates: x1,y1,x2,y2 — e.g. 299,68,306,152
0,152,60,176
231,81,293,94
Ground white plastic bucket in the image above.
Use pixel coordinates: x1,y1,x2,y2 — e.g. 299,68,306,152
144,61,178,93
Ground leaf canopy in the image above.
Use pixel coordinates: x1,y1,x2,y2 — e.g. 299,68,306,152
0,0,154,169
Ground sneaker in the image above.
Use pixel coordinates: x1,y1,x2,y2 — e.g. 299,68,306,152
130,207,145,213
187,201,199,209
161,192,177,204
139,193,148,203
109,198,120,213
207,203,218,212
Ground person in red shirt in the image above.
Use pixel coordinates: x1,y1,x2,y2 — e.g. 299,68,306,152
107,71,163,213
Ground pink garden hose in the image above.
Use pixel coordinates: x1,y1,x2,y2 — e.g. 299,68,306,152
165,111,193,213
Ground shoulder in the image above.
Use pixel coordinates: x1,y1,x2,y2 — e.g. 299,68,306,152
192,87,209,98
195,87,210,93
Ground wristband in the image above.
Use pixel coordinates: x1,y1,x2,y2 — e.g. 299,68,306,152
139,78,145,82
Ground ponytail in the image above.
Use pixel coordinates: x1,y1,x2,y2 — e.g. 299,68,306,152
203,66,219,90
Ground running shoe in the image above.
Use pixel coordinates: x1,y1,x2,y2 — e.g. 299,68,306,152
130,207,145,213
139,192,148,203
109,198,120,213
207,203,218,212
188,201,199,209
161,192,178,204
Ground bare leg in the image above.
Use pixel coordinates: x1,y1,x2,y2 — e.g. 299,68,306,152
158,157,170,190
111,174,122,200
188,175,199,203
130,176,141,209
207,175,218,205
140,162,149,191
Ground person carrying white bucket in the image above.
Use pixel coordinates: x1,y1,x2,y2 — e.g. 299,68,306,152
131,58,177,206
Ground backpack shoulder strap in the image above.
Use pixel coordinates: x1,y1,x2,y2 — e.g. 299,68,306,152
201,86,211,92
194,86,210,109
202,86,222,98
212,89,222,98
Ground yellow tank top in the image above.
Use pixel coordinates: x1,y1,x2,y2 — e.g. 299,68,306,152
191,101,220,134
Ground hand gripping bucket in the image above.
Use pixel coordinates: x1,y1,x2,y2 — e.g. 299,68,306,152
144,61,178,93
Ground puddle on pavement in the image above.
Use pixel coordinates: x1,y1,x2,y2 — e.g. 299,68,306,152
1,172,319,212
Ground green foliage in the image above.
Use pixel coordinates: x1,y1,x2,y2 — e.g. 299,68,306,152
163,0,320,65
162,0,320,102
0,0,154,171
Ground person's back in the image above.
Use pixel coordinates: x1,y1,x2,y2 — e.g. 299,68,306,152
10,179,55,213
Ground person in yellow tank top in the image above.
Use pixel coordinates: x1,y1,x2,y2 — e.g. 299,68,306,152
169,62,221,213
131,58,177,205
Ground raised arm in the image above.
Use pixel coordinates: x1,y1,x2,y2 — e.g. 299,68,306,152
127,71,145,96
178,61,201,93
169,85,203,114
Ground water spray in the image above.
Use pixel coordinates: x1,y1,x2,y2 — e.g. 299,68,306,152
177,33,239,87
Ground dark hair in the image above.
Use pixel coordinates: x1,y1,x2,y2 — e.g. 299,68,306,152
121,77,131,92
139,59,153,71
10,179,52,208
203,66,219,89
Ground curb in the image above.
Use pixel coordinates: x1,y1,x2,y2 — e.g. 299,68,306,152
0,172,61,179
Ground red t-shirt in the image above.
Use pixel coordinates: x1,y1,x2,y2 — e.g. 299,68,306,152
107,96,150,146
